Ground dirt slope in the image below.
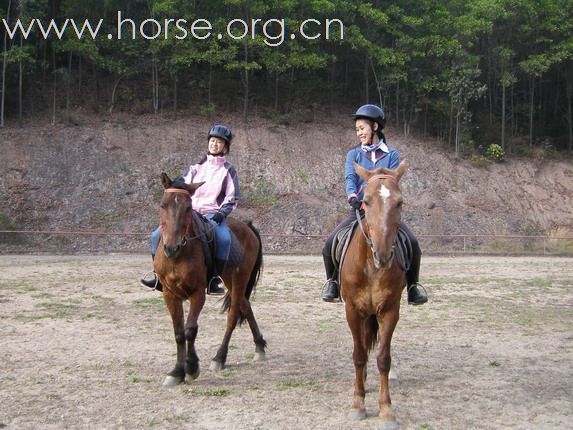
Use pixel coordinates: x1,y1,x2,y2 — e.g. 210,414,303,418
1,112,572,252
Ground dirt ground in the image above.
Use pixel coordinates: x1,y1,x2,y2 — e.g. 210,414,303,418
0,254,572,430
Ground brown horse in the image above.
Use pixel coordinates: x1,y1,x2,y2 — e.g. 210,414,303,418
154,173,267,386
340,161,409,427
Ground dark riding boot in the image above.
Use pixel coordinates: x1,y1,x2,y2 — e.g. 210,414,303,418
407,283,428,305
321,279,339,302
140,255,163,292
207,259,226,295
321,253,340,302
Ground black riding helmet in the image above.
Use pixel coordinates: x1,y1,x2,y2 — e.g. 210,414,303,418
353,104,386,136
208,124,232,155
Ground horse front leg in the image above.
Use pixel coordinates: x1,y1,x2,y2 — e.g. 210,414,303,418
162,294,186,387
345,305,368,421
376,307,400,427
184,290,205,380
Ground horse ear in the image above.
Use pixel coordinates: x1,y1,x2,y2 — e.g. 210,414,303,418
187,181,205,196
161,172,172,189
354,163,373,181
395,160,410,181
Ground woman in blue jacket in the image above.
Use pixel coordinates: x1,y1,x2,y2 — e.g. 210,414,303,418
321,104,428,305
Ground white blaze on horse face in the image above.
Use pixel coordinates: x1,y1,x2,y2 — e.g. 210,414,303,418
379,184,391,202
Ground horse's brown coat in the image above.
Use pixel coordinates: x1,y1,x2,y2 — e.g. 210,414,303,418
154,173,266,384
340,161,409,424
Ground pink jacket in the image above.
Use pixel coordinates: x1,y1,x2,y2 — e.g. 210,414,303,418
182,154,239,217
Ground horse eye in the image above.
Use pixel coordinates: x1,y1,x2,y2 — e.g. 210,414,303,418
186,206,191,213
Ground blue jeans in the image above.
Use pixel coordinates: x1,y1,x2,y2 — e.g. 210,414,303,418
150,214,231,261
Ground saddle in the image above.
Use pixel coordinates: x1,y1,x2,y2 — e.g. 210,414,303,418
192,212,244,280
331,217,413,283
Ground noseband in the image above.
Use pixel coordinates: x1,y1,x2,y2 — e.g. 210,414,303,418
355,174,398,268
162,188,199,254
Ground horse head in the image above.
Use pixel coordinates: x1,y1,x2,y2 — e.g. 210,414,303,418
159,173,204,259
354,160,409,270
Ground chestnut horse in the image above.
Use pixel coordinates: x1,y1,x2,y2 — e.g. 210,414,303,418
340,161,409,427
154,173,267,386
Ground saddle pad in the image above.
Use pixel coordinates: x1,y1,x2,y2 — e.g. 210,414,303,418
332,220,413,277
192,212,244,272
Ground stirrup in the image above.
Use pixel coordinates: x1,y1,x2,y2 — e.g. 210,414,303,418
407,283,428,305
140,271,161,290
321,279,340,302
207,275,226,295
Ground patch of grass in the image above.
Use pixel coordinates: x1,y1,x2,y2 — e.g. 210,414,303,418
130,375,153,383
134,297,163,309
90,295,116,305
295,168,309,184
243,177,279,206
0,281,38,293
489,361,501,367
278,378,318,391
185,387,230,397
36,302,79,318
419,425,435,430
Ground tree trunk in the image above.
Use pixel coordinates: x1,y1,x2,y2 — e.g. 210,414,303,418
51,47,56,126
208,62,212,106
173,75,178,112
18,34,23,127
151,56,159,114
1,0,12,128
363,54,369,103
274,72,279,112
501,85,506,150
395,80,400,128
109,75,124,114
242,43,249,118
529,77,534,148
566,70,573,152
369,58,382,107
66,51,72,115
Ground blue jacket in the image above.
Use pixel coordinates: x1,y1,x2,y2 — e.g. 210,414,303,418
345,144,400,201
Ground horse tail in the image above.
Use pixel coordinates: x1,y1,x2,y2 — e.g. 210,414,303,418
221,221,263,322
364,315,379,354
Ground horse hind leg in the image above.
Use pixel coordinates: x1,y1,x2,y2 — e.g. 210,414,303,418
239,296,267,361
209,298,240,372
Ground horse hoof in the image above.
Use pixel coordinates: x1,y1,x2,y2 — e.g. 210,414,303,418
162,375,184,387
348,409,367,421
209,360,224,372
253,351,266,362
186,369,200,381
378,421,399,430
389,368,399,380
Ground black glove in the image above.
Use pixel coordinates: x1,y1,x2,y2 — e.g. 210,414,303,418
349,197,362,210
211,212,224,224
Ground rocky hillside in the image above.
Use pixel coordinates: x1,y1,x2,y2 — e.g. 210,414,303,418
1,112,572,253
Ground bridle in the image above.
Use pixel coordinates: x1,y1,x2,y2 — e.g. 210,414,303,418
355,174,399,269
162,188,202,252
